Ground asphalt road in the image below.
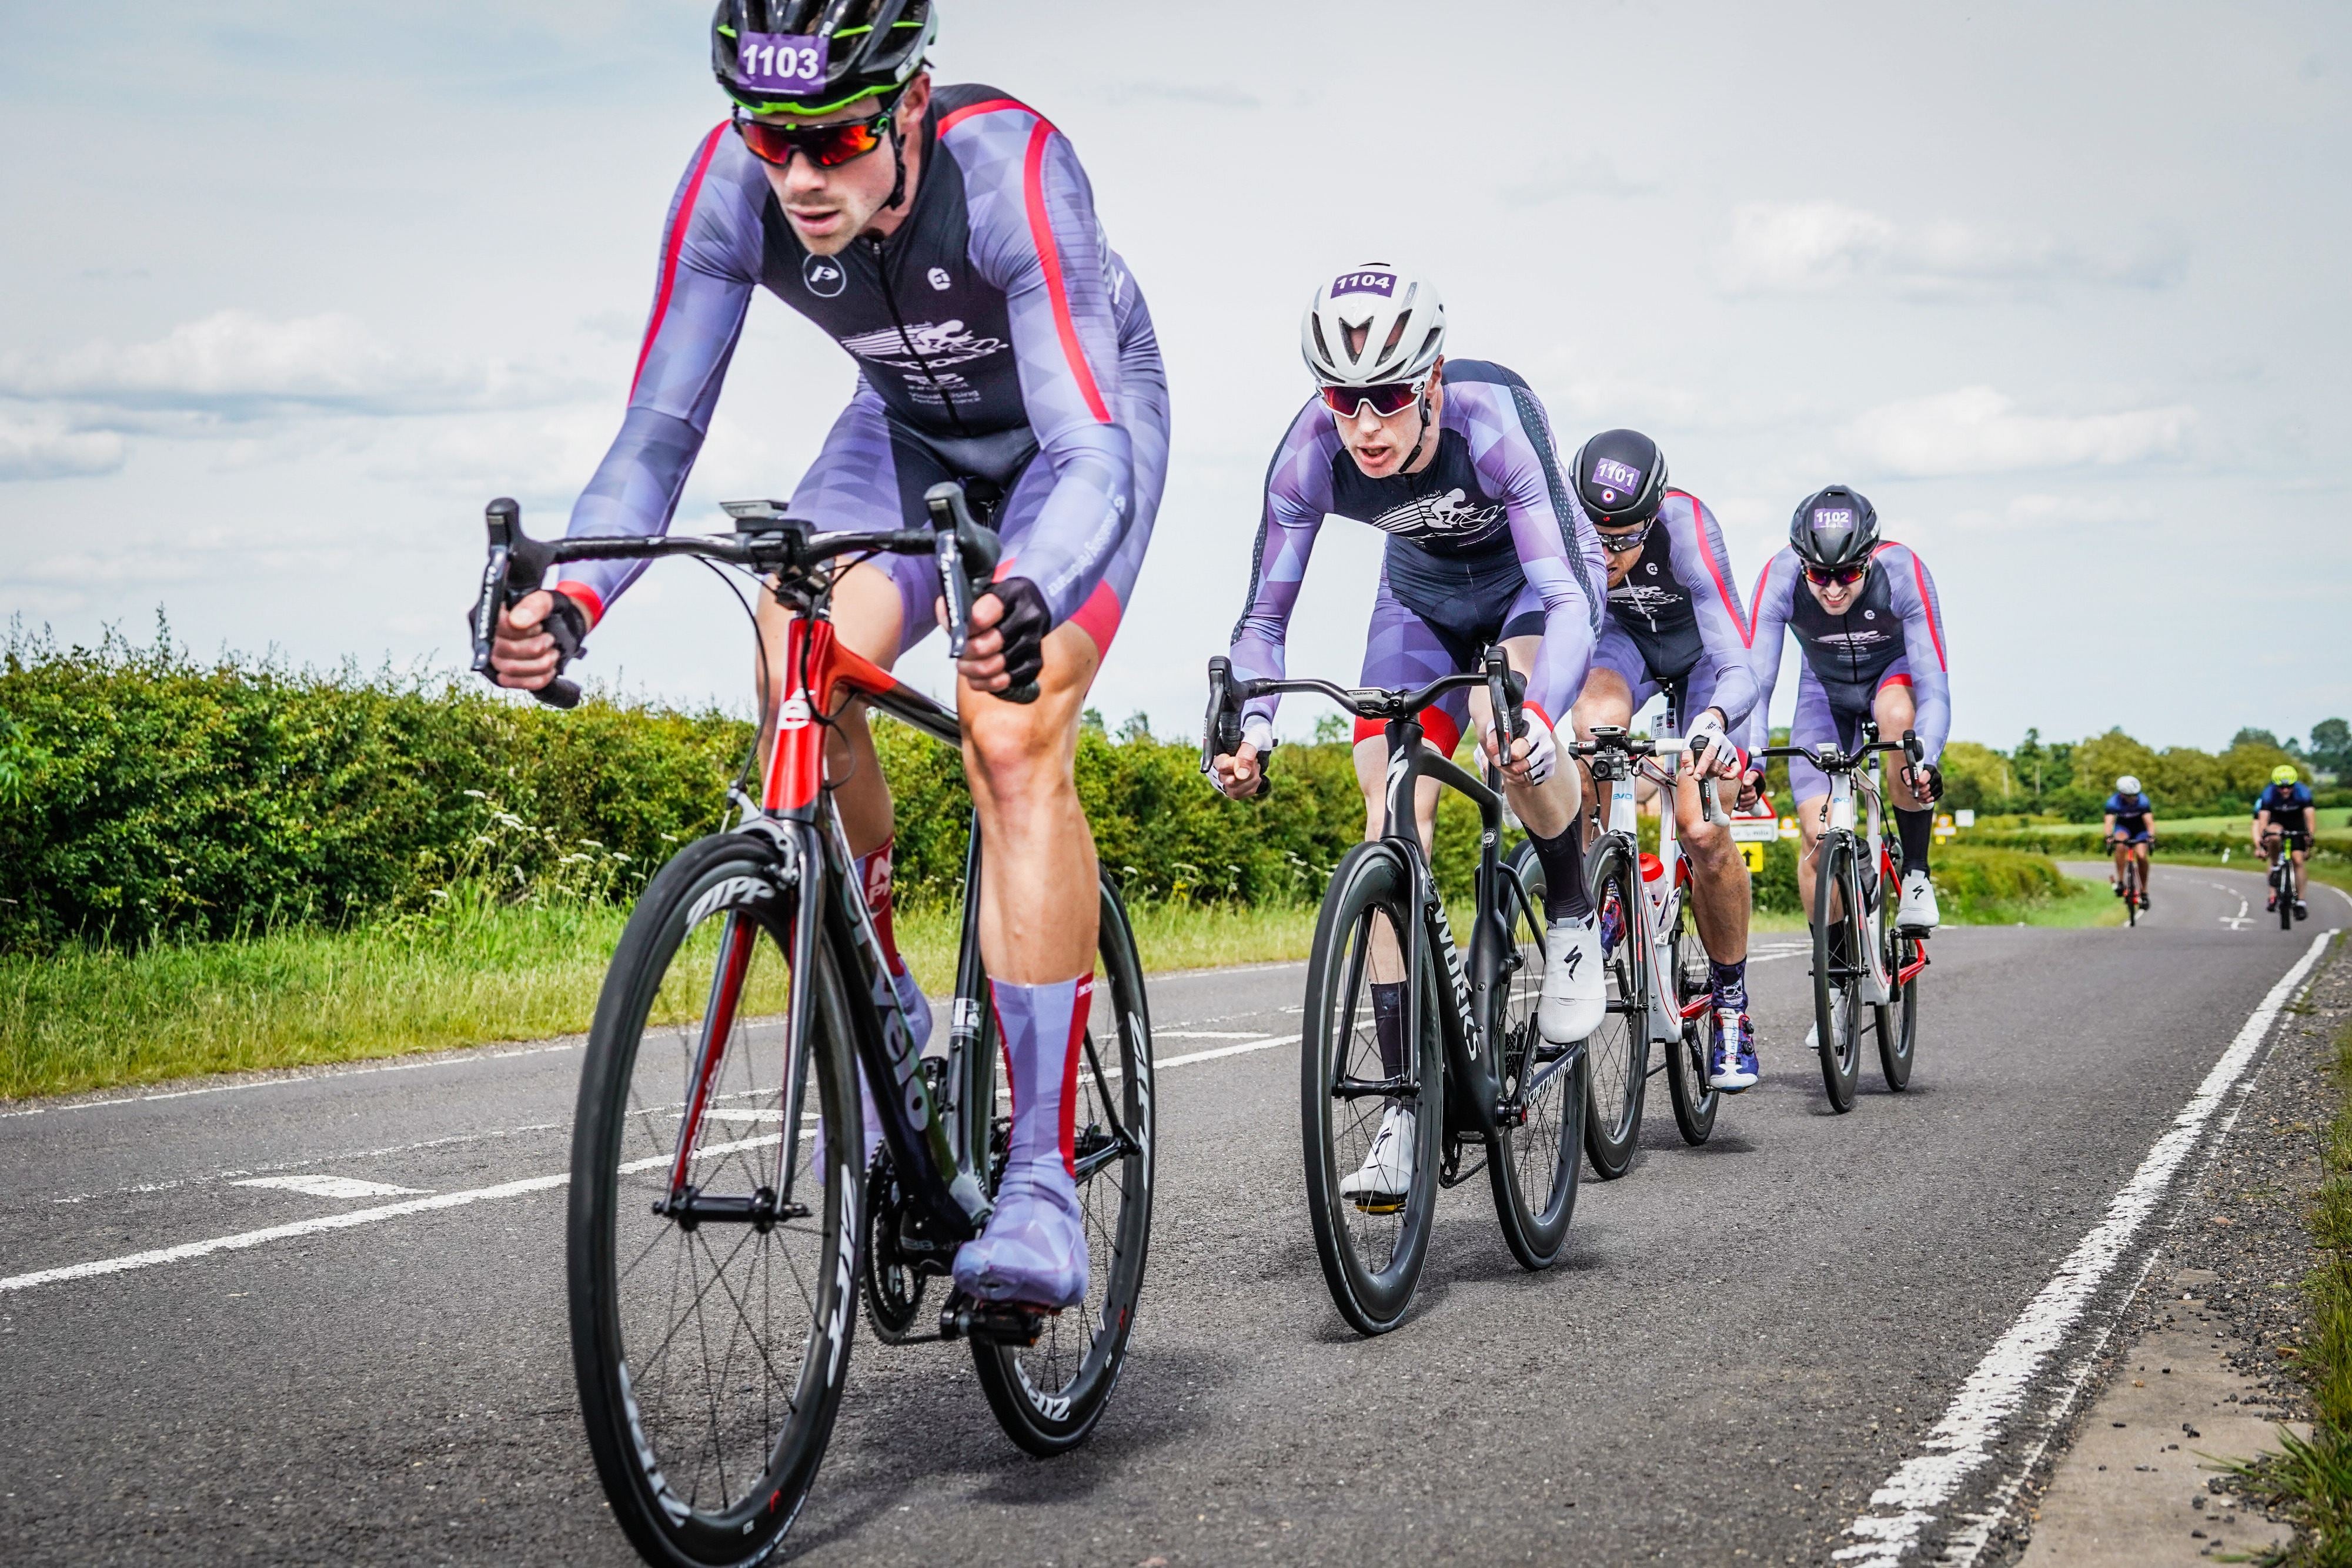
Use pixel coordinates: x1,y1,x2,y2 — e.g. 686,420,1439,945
2,864,2345,1567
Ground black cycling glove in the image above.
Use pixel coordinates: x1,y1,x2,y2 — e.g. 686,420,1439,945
1908,761,1945,804
539,590,589,671
981,577,1051,690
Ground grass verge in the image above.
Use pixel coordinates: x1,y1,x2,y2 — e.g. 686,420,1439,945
0,862,2122,1105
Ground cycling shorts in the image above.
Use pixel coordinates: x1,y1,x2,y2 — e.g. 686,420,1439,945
793,378,1171,660
1589,621,1733,736
1352,569,1548,757
1786,660,1915,801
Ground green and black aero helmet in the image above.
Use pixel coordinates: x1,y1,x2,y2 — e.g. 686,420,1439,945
711,0,938,116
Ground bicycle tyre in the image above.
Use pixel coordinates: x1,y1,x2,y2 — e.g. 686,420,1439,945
969,876,1156,1456
1811,834,1864,1113
1663,889,1720,1145
1487,842,1589,1269
1301,841,1444,1336
1581,832,1648,1179
2281,858,2296,930
569,833,860,1568
1874,925,1919,1092
2125,858,2139,927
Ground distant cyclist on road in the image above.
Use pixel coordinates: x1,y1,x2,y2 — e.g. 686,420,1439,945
1208,263,1606,1208
2103,775,2156,911
2254,764,2316,920
1748,486,1950,954
1564,430,1763,1092
485,0,1170,1313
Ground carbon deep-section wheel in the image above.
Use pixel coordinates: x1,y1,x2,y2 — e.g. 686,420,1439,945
1301,841,1443,1336
1810,833,1865,1112
1581,832,1649,1178
1664,889,1720,1145
1487,841,1588,1269
569,832,860,1568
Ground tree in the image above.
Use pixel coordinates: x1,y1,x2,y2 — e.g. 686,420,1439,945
2231,726,2281,751
2073,728,2158,801
2311,718,2351,778
1939,741,2016,814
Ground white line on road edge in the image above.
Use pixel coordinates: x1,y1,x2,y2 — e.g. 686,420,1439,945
0,1041,586,1121
0,1033,1307,1295
1834,927,2338,1566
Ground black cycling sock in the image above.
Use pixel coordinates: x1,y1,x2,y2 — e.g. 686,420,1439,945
1895,807,1933,874
1369,981,1407,1081
1528,817,1592,924
1708,958,1748,1012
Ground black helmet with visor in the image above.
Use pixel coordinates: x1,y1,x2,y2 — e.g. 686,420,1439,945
1573,428,1669,529
1789,484,1880,570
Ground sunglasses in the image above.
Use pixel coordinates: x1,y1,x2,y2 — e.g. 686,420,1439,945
1596,519,1654,554
1803,562,1869,587
1319,378,1427,419
732,107,894,169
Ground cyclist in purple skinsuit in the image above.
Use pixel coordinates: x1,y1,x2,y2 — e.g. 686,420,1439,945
485,1,1167,1314
1747,486,1951,941
1563,429,1763,1092
1207,265,1606,1210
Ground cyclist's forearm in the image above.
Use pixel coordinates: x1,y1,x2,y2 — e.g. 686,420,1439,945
559,406,707,618
1001,427,1135,626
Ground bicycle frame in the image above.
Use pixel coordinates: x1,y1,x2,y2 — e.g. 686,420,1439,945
1811,746,1899,1005
1589,728,1722,1047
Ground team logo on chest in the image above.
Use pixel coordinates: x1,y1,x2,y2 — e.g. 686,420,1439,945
803,252,847,298
837,320,1007,370
1369,486,1506,540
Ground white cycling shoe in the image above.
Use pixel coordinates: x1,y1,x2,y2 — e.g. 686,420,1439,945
1538,914,1606,1043
1805,994,1850,1054
1898,869,1940,930
1339,1104,1416,1212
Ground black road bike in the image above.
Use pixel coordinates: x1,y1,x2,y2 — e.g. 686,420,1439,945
470,486,1154,1567
1757,724,1929,1112
2269,827,2311,930
1205,650,1587,1336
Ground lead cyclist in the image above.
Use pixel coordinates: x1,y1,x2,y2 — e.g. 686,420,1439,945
484,0,1170,1313
1207,263,1606,1208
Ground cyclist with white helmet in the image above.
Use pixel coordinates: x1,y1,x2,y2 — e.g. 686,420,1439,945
485,0,1169,1313
2103,775,2157,911
1565,430,1765,1092
1748,487,1951,955
1209,263,1606,1208
2254,764,2317,920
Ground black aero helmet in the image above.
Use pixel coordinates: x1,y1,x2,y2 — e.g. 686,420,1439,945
1572,429,1668,526
1789,485,1880,569
712,0,937,116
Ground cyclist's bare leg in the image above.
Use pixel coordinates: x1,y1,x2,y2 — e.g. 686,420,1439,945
1873,682,1927,814
753,562,904,858
1672,763,1750,964
959,619,1102,983
1796,792,1832,917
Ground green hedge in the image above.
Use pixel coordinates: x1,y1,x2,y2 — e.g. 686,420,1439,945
1967,827,2352,868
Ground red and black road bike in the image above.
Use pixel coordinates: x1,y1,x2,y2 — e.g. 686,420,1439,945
469,484,1155,1568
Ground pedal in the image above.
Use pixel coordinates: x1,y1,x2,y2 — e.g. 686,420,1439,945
1349,1192,1407,1216
938,1290,1054,1347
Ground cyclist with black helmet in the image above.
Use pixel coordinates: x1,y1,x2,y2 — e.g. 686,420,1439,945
1565,430,1765,1092
2254,764,2316,920
1208,263,1606,1208
1748,487,1951,940
2103,775,2157,911
483,0,1169,1314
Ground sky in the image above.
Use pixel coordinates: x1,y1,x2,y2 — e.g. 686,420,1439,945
3,0,2347,754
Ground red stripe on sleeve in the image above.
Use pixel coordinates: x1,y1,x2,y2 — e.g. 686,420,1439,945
630,122,729,400
1671,489,1748,645
1020,120,1112,425
935,96,1042,135
1903,548,1948,670
1748,556,1776,636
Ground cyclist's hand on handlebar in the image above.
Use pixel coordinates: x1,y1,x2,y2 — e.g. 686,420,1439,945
1735,769,1766,814
1903,759,1945,804
1211,741,1266,799
956,577,1049,694
1685,710,1740,780
1483,712,1556,786
489,589,587,691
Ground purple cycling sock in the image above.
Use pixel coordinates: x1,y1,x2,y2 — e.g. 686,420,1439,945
990,975,1089,1182
1709,958,1748,1013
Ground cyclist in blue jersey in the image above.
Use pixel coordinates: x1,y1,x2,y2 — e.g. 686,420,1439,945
2103,774,2156,912
1208,264,1606,1206
1563,430,1763,1092
1748,486,1950,1007
2254,763,2316,920
486,0,1169,1313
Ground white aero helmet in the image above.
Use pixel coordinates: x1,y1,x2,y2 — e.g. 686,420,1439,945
1301,263,1446,387
2116,775,2141,795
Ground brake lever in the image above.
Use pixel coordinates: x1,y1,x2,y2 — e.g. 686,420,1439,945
472,497,579,710
1479,646,1525,774
1202,656,1269,799
925,483,1037,706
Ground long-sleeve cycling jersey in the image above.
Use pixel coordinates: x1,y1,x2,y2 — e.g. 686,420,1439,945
1225,360,1604,734
1748,541,1951,765
1592,488,1759,731
557,84,1155,632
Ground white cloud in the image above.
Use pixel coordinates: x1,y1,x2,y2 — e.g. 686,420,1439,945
1717,201,2184,300
0,310,567,419
1838,386,2196,477
0,407,126,481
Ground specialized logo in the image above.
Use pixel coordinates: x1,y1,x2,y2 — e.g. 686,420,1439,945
1369,486,1506,541
1591,457,1643,493
802,252,847,297
1330,269,1396,297
927,265,952,291
838,320,1007,370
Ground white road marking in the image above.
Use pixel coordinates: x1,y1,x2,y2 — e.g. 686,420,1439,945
0,1042,585,1121
1155,1030,1279,1040
232,1175,426,1200
46,1122,564,1206
1154,1034,1299,1070
2209,881,2253,931
1834,927,2337,1566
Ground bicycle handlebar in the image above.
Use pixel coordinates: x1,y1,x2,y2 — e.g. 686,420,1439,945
1571,726,1731,825
1753,728,1924,778
1200,656,1528,800
467,487,1028,707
